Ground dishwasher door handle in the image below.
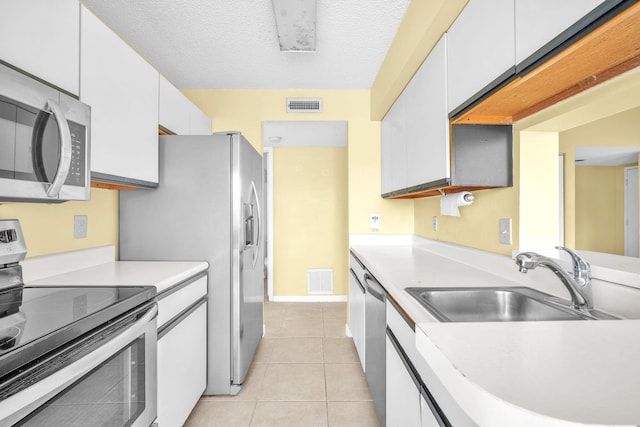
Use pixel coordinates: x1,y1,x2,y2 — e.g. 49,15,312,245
364,273,386,302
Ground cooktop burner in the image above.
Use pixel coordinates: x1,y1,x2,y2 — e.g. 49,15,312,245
0,285,156,378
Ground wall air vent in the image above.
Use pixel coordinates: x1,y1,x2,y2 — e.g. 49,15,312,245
307,269,333,294
287,98,322,113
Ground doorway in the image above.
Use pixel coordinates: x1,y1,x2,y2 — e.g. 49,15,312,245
624,166,639,257
263,147,274,300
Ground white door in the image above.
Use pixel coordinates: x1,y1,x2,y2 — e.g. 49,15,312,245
625,166,639,257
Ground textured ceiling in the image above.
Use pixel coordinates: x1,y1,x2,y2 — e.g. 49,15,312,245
82,0,410,90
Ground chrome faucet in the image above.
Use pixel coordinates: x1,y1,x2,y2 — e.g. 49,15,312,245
515,246,593,310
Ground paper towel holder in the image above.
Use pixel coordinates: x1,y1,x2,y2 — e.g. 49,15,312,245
463,192,474,203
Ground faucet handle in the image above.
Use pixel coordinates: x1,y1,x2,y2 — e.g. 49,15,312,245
555,246,589,269
555,246,591,283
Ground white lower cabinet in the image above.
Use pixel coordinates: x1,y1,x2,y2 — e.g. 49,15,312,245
349,268,366,370
158,301,207,427
420,394,442,427
349,253,367,370
386,333,422,427
386,301,475,426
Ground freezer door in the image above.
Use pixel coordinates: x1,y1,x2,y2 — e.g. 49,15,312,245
232,134,265,386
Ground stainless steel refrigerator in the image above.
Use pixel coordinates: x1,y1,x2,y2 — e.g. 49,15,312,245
119,132,264,395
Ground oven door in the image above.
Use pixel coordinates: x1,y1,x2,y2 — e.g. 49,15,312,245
0,303,157,427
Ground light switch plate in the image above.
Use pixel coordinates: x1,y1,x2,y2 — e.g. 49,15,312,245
370,213,380,231
499,218,512,244
432,216,438,232
74,215,88,239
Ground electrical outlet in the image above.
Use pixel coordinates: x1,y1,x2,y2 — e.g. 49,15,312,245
74,215,88,239
370,213,380,231
499,218,512,244
432,216,438,232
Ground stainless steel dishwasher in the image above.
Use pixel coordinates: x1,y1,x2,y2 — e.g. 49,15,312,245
364,272,387,427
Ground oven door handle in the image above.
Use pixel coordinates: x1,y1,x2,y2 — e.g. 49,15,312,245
44,99,73,198
0,304,158,426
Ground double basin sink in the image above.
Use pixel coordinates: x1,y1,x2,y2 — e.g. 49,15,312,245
405,286,617,322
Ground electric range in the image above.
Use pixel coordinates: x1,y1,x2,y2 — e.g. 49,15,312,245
0,284,156,380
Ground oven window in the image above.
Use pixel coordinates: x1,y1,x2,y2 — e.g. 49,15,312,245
16,336,146,427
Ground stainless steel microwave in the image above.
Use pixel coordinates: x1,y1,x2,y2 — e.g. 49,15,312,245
0,63,90,202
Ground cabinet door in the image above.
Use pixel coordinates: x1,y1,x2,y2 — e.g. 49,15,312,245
0,0,80,95
159,75,191,135
381,89,408,195
189,103,212,135
406,35,450,188
349,269,366,370
159,75,211,135
386,334,422,427
447,0,516,114
158,302,207,427
420,394,442,427
80,6,159,185
515,0,606,66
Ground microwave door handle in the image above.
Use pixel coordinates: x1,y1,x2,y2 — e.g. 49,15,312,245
44,99,72,197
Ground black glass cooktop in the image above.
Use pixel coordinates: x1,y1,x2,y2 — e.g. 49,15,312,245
0,285,155,377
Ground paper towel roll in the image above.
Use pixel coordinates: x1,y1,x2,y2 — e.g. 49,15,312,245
440,192,474,216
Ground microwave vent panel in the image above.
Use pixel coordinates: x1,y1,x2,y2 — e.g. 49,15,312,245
287,98,322,113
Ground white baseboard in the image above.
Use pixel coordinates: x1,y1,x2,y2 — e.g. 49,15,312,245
270,295,347,302
345,324,352,338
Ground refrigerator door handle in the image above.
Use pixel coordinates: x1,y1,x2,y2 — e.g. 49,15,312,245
244,203,255,246
250,180,262,268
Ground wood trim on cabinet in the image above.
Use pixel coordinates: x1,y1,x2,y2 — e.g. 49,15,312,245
452,1,640,125
91,180,137,190
158,126,172,135
391,185,495,199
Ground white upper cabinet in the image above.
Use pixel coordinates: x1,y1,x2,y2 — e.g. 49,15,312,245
81,6,159,185
381,35,450,197
189,103,212,135
447,0,515,114
381,89,407,195
159,75,211,135
515,0,607,66
406,35,449,188
159,75,190,135
0,0,80,95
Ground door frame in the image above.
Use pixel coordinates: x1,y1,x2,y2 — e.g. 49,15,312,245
263,146,274,300
624,165,639,257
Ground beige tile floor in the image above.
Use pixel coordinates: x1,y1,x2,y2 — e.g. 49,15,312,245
183,301,380,427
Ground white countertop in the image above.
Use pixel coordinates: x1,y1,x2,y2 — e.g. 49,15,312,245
351,239,640,426
28,261,208,294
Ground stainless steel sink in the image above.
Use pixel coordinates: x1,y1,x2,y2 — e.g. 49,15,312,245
405,287,617,322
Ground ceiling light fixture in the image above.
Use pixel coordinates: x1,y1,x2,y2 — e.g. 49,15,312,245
271,0,317,52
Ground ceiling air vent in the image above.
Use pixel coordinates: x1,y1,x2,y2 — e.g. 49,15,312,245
287,98,322,113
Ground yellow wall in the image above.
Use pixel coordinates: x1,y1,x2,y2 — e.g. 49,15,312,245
560,106,640,248
414,188,517,255
370,0,467,119
184,89,414,296
575,166,625,254
273,147,348,296
0,188,119,258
